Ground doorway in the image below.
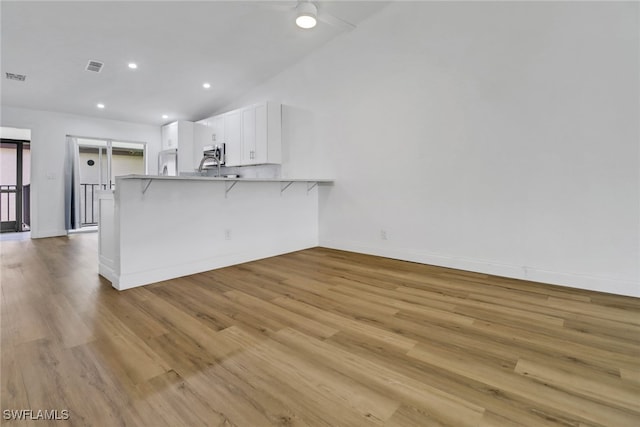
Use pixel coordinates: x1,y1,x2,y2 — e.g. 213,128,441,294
67,136,145,230
0,127,31,233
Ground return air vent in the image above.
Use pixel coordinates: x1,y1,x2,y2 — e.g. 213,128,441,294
5,72,26,81
86,60,104,73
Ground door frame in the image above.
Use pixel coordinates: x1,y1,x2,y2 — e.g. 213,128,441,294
0,138,29,233
70,135,148,172
68,135,147,230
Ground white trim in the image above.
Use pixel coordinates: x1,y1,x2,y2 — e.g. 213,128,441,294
98,261,118,286
108,240,317,291
320,239,640,298
31,229,67,239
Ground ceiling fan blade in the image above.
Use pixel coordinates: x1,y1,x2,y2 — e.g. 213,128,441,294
317,10,356,30
252,0,296,12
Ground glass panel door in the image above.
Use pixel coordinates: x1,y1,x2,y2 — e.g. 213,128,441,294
0,139,30,233
74,137,145,228
111,141,145,187
77,142,107,226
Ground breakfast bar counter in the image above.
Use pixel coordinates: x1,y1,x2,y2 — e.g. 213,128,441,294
98,174,333,290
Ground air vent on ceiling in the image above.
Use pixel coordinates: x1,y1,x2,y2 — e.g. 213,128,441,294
5,72,26,81
86,60,104,73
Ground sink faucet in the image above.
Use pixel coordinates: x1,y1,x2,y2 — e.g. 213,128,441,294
198,153,222,177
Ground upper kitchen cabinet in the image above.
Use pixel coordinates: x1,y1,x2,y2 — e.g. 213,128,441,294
223,110,242,167
189,101,281,168
241,106,256,164
241,102,282,165
161,121,180,150
210,116,225,145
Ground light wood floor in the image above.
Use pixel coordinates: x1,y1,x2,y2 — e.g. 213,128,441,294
1,234,639,426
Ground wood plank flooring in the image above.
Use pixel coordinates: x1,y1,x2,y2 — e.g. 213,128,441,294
1,233,639,426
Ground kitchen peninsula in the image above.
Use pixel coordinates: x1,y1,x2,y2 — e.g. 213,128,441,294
98,174,332,290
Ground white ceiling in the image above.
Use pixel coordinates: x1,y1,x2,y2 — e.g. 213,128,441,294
1,1,389,125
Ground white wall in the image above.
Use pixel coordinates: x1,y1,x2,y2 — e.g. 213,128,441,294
219,1,639,296
0,106,161,238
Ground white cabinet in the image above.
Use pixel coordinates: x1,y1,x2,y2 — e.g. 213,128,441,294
255,102,282,164
236,102,281,166
223,110,242,167
241,106,256,164
161,121,179,150
191,101,281,168
210,116,225,145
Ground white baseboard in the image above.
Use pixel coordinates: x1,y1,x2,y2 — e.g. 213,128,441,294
320,239,639,298
30,229,67,239
113,239,317,291
98,262,119,287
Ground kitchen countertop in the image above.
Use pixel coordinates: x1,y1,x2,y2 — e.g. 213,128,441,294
117,174,334,183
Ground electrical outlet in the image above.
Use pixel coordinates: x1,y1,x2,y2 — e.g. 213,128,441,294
224,229,231,240
380,229,388,240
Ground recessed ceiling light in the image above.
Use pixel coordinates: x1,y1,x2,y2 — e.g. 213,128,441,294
203,82,211,89
162,114,168,119
128,63,138,69
97,103,105,109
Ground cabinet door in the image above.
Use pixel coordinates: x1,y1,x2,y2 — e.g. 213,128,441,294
254,103,267,164
210,116,225,145
161,122,178,150
241,106,256,165
224,111,242,167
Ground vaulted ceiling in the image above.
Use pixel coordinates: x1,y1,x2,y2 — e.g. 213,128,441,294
1,1,389,125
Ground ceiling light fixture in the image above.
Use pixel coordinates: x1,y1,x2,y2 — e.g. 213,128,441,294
97,103,105,109
162,114,168,119
202,82,211,89
128,62,138,69
296,1,317,29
